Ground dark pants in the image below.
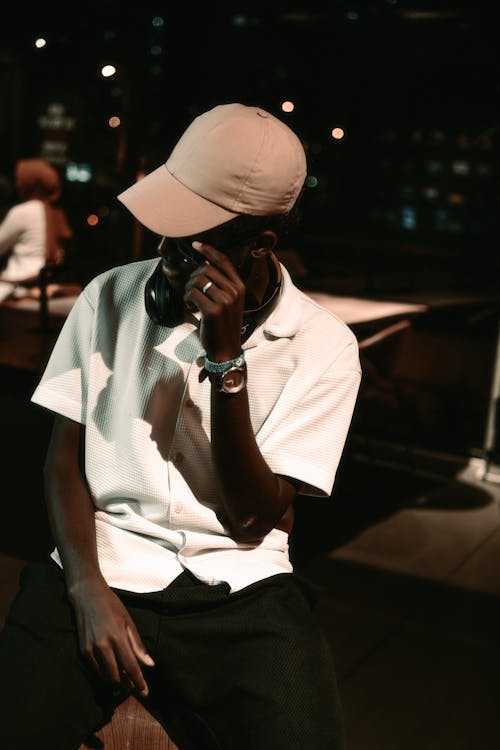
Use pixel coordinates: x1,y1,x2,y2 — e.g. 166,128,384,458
0,560,345,750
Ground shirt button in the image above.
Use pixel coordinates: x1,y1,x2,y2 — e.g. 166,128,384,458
174,504,182,514
185,398,194,408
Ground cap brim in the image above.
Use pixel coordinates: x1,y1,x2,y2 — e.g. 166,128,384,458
117,164,238,238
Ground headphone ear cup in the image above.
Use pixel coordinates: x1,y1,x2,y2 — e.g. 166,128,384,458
144,260,166,325
145,260,185,327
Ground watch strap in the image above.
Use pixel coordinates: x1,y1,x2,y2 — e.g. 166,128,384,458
204,351,246,374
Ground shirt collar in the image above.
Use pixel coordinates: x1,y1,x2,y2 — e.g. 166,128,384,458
260,263,303,339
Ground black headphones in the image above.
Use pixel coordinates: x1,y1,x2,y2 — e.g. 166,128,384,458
144,259,186,327
144,237,205,327
144,236,282,335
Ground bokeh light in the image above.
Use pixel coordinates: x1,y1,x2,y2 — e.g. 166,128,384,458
101,65,116,78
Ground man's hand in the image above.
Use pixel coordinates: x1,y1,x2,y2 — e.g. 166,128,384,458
183,241,245,361
68,577,155,697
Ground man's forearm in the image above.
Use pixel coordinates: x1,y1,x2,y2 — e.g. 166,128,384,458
43,417,105,592
45,474,104,591
210,386,295,543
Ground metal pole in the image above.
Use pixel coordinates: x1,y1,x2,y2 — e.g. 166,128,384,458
482,313,500,478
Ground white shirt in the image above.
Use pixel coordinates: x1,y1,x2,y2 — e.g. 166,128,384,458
0,200,46,289
31,258,361,593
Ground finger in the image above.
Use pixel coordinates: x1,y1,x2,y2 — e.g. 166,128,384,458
120,622,156,697
185,280,233,307
185,274,245,319
117,645,149,697
185,263,240,296
184,286,230,315
118,668,134,693
126,625,155,667
92,644,121,686
84,648,102,679
192,242,241,282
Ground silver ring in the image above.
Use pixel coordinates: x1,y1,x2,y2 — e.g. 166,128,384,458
202,280,213,294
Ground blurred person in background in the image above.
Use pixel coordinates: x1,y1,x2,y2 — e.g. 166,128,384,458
0,172,14,222
0,157,73,302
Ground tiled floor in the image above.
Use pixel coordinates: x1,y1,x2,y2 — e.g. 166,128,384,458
298,453,500,749
1,298,500,749
329,460,500,595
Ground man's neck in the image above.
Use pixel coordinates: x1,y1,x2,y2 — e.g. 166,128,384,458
244,253,281,311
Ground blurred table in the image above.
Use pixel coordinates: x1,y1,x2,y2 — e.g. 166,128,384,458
306,288,500,477
305,291,429,326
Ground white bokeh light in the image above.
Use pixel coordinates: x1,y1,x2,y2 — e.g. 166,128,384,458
101,65,116,78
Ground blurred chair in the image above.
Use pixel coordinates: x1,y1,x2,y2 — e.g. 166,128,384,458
31,259,82,332
353,318,420,449
357,318,413,390
0,259,82,333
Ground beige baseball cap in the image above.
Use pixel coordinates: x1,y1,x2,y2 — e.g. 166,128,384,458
117,103,307,238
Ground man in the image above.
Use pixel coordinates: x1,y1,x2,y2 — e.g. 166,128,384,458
0,103,361,749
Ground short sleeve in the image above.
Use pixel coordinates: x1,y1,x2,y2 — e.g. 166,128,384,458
31,287,96,423
257,340,361,497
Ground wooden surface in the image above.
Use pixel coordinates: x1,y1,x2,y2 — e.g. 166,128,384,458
79,695,178,750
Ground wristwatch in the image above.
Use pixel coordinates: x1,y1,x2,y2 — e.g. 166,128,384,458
210,364,247,394
204,352,247,394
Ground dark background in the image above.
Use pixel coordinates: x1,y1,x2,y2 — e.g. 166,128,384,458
0,1,498,279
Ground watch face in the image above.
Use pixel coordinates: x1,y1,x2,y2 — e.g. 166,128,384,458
220,367,246,394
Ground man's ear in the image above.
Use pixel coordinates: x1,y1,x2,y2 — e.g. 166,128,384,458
250,230,278,258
